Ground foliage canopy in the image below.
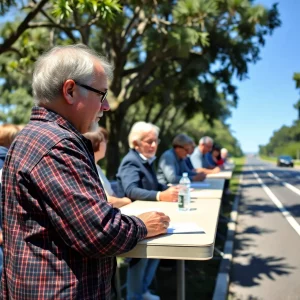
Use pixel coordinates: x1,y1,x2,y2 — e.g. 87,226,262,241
0,0,281,175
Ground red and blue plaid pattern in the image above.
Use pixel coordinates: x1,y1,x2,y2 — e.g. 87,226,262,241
1,107,147,299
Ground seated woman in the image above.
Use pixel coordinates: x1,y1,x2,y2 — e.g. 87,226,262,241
83,127,131,208
117,121,179,300
206,144,224,168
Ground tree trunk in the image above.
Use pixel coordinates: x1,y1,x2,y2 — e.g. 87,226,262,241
105,110,126,179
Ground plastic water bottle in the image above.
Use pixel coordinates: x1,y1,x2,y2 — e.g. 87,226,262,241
178,172,191,211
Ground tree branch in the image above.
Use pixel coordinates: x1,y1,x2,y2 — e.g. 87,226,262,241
31,0,77,42
121,6,141,39
152,92,171,124
145,103,154,122
0,0,49,54
28,22,74,29
28,22,78,42
123,9,151,55
5,46,22,57
122,66,142,76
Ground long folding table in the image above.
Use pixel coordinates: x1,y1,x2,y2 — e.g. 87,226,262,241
190,179,225,199
120,198,222,300
206,170,233,180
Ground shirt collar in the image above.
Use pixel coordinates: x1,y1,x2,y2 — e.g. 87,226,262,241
196,146,204,158
30,106,94,154
30,106,82,137
136,151,156,164
171,148,182,162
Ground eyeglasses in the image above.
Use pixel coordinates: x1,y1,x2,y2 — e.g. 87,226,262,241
175,145,190,152
74,81,108,103
142,139,161,146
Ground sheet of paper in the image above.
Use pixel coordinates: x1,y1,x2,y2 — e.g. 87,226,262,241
167,222,205,234
190,182,210,188
190,190,213,198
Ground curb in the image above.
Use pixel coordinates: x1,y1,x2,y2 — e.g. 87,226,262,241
212,173,243,300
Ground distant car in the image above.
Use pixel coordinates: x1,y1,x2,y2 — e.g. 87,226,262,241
277,155,294,167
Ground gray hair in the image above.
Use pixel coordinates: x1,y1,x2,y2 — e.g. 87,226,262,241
32,44,113,105
199,136,213,145
221,148,228,154
128,121,160,148
172,134,194,147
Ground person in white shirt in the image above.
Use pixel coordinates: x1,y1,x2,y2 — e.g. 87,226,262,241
83,127,131,208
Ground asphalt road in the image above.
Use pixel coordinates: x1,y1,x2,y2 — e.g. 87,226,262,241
229,156,300,300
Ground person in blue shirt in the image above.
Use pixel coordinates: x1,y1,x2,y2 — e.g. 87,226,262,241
157,134,206,185
190,136,221,174
117,121,179,300
0,124,23,280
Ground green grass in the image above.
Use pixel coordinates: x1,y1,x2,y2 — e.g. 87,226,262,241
259,155,277,163
113,158,246,300
221,157,245,215
230,157,246,193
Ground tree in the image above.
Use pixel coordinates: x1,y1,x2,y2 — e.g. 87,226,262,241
0,0,281,177
293,73,300,120
259,98,300,158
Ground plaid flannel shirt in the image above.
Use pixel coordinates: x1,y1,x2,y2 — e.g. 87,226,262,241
0,107,147,299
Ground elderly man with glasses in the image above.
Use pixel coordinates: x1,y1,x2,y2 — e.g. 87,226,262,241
157,134,206,185
117,121,179,300
0,45,170,300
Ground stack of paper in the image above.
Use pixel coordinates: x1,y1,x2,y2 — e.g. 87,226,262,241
167,222,205,234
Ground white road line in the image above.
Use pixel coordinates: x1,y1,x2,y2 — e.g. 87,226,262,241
267,172,300,197
260,167,264,170
252,169,300,236
267,172,280,181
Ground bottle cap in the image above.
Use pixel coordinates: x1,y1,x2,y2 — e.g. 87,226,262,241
183,172,188,177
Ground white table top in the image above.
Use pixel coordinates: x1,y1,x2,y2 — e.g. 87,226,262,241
206,170,233,180
190,179,225,199
119,198,221,260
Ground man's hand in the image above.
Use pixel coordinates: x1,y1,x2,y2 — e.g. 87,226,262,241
137,211,170,238
193,172,206,182
212,166,221,174
195,167,205,173
0,230,3,245
159,186,180,202
108,196,131,208
196,167,220,175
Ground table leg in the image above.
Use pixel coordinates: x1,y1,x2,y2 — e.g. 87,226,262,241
177,260,185,300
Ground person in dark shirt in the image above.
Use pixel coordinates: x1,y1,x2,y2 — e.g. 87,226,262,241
83,127,131,208
117,121,179,300
206,144,224,168
0,124,22,169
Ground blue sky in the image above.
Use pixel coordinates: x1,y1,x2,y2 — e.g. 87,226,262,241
228,0,300,153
